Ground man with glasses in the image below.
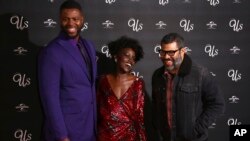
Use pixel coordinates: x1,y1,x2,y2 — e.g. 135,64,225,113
152,33,225,141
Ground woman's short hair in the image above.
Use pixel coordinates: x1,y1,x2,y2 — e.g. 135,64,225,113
108,36,144,62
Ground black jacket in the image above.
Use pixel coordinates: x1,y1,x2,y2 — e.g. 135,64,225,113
152,54,225,141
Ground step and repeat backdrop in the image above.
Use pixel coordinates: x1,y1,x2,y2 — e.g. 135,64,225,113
1,0,250,141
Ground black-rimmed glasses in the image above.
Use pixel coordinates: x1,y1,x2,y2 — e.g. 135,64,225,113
158,48,181,57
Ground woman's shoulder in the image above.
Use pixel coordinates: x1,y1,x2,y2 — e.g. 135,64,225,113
133,76,144,85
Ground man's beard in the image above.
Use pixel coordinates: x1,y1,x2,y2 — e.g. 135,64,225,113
165,54,182,71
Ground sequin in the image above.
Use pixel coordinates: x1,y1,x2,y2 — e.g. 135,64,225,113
97,76,146,141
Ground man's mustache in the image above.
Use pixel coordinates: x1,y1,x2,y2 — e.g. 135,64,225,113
163,59,173,62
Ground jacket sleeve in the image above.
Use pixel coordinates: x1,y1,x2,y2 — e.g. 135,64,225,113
194,68,225,135
38,48,68,140
151,70,164,141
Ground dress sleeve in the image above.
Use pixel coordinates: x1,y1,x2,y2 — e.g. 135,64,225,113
96,75,106,119
135,78,147,141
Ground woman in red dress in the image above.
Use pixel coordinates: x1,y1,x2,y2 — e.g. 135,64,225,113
96,36,146,141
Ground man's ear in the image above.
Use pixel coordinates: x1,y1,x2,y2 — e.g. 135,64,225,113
181,47,187,53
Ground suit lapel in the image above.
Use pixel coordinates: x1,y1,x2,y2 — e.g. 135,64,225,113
58,38,91,81
81,39,96,82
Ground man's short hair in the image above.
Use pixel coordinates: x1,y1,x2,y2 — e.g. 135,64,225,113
161,33,184,49
60,0,82,12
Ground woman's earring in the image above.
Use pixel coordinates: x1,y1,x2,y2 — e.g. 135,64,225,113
114,58,117,62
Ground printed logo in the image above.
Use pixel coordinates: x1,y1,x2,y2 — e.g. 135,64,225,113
233,0,241,3
105,0,116,4
128,18,143,32
155,21,167,29
44,18,57,28
204,44,218,57
13,47,28,55
206,21,217,29
229,19,243,32
228,69,242,82
131,71,143,78
210,72,216,76
10,15,29,30
180,19,194,32
12,73,31,87
209,123,216,129
81,23,88,31
102,20,114,29
183,0,191,3
228,118,241,126
154,44,161,57
229,95,240,103
101,45,111,58
159,0,169,6
15,103,29,112
14,129,32,141
207,0,220,6
230,46,240,54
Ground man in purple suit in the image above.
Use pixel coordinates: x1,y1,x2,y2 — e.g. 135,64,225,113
38,0,97,141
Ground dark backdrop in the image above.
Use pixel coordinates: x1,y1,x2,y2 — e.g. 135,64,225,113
1,0,250,141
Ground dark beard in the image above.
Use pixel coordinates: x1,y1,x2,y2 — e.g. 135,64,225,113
165,54,182,71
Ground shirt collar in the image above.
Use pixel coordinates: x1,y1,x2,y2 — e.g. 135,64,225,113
164,70,174,79
59,31,79,47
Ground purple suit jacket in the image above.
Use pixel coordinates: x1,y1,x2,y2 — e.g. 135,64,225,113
38,33,97,141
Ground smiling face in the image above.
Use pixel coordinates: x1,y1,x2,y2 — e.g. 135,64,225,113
160,41,185,73
60,8,84,40
114,48,136,74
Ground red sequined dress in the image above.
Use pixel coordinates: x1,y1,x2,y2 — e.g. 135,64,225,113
97,75,146,141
